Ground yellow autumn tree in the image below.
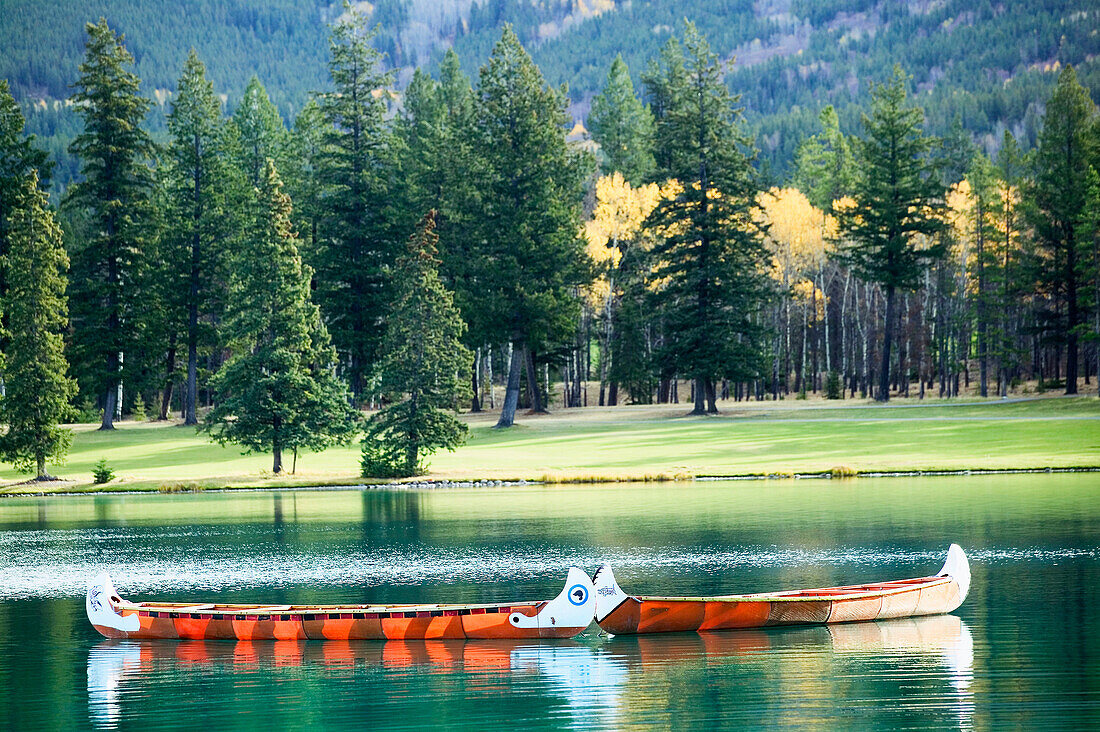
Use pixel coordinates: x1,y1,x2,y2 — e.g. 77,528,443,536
756,187,832,391
582,172,661,404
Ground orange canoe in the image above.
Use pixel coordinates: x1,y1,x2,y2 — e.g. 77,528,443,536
594,544,971,635
86,568,596,641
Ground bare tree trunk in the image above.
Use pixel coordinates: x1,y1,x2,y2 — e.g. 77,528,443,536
159,339,176,420
878,285,896,402
470,348,482,412
495,342,524,428
705,379,718,413
272,418,283,474
525,346,547,413
487,345,495,409
101,383,117,431
690,377,705,415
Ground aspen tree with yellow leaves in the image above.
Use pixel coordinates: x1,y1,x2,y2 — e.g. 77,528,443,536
584,172,660,405
756,188,831,395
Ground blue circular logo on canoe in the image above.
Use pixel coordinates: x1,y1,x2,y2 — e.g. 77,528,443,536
568,584,589,606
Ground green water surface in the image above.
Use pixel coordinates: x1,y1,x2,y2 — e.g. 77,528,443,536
0,474,1097,729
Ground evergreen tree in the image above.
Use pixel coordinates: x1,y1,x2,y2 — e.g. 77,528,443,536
791,105,855,210
472,26,590,427
285,99,326,262
941,115,978,187
399,51,484,408
361,211,471,477
0,80,52,313
205,161,357,474
1024,65,1098,395
0,172,76,479
966,152,1000,397
314,7,401,400
643,24,771,414
65,19,155,429
163,50,232,425
588,54,655,185
232,76,289,187
837,66,946,402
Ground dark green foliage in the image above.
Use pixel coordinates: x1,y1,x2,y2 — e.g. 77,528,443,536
1024,66,1099,395
0,79,52,311
65,19,156,429
791,105,854,210
161,50,234,425
825,370,842,400
0,172,75,478
398,51,481,337
837,66,946,402
231,76,290,187
588,54,655,185
313,7,402,400
470,26,591,427
643,23,771,414
361,212,471,478
204,161,358,474
284,99,326,261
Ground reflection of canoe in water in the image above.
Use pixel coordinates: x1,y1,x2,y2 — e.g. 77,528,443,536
85,568,595,640
602,614,972,665
594,545,971,635
88,637,627,728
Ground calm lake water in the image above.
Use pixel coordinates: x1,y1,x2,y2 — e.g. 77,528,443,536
0,475,1097,730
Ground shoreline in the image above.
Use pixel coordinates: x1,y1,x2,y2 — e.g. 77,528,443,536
3,464,1099,497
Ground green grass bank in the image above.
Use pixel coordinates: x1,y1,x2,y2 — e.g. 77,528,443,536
2,396,1098,494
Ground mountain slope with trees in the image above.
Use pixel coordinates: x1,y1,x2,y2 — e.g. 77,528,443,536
3,1,1098,188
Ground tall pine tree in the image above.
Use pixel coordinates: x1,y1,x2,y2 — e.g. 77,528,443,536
643,24,771,414
66,19,155,429
232,76,289,188
1024,65,1098,395
0,80,52,318
0,172,76,479
588,54,655,185
204,160,357,474
163,50,232,425
361,211,471,477
314,7,401,400
837,66,945,402
472,26,590,427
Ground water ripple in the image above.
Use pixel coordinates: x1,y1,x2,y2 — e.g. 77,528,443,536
0,529,1094,600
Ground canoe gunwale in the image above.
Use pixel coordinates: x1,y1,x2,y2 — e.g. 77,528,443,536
115,599,542,617
628,575,951,604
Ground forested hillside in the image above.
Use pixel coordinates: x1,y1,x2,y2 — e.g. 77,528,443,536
4,0,1098,187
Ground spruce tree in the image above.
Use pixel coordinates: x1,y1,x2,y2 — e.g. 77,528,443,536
0,172,76,479
314,7,401,400
362,211,471,477
792,105,855,211
66,19,155,429
588,54,655,185
472,26,590,427
232,76,289,187
643,24,771,414
0,80,52,311
837,66,946,402
285,99,326,261
204,161,357,474
163,50,231,425
399,51,483,409
1024,65,1098,395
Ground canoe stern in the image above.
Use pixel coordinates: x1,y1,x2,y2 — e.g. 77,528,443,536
86,573,140,639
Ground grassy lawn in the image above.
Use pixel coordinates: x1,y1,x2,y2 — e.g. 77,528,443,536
2,396,1098,493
